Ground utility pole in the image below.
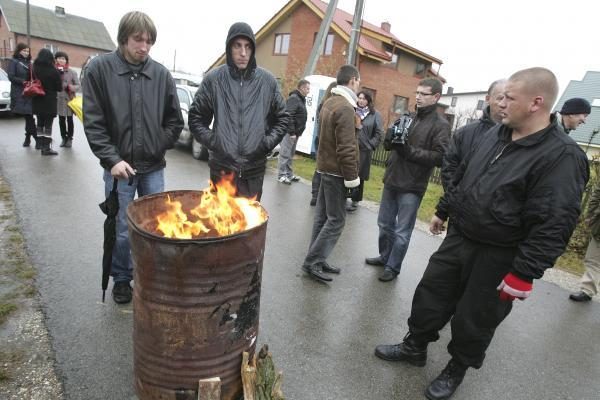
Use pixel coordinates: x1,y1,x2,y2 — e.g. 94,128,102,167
303,0,338,77
173,49,177,72
346,0,365,65
26,0,31,49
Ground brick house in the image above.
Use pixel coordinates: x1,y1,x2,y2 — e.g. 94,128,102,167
208,0,445,127
0,0,114,71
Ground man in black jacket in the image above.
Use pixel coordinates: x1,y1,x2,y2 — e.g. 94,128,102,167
83,11,184,304
374,68,589,400
365,78,450,282
277,79,310,184
189,22,288,200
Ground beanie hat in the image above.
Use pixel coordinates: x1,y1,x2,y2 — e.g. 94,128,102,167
560,98,591,115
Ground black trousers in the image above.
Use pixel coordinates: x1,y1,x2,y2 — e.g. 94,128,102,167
210,169,264,201
59,116,74,139
350,180,365,202
408,228,515,368
24,114,37,137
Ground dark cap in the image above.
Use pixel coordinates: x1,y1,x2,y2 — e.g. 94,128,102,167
560,98,591,115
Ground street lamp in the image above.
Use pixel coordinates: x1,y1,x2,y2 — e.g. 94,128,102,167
585,128,599,156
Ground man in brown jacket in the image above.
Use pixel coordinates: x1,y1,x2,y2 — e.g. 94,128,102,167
301,65,361,283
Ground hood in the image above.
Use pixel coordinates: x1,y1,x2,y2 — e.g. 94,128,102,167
289,89,306,101
226,22,257,78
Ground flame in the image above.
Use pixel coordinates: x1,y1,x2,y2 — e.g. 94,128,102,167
155,174,266,239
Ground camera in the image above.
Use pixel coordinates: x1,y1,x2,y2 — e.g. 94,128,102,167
388,114,413,145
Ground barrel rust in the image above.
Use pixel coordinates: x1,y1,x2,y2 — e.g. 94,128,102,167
127,190,267,400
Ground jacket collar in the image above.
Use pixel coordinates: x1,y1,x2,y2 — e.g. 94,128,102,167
114,50,155,79
331,85,358,108
416,103,437,117
498,114,560,147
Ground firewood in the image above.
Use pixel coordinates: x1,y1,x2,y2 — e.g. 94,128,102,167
246,345,285,400
241,351,257,400
198,377,221,400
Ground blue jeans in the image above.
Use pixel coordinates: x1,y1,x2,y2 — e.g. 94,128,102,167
103,168,164,283
303,174,347,267
377,186,422,274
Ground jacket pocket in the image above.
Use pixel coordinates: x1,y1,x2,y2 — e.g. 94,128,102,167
490,185,526,228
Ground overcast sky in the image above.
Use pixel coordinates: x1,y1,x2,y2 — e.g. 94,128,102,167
26,0,600,94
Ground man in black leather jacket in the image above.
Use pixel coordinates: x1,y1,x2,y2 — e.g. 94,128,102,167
365,78,450,282
83,12,184,304
189,22,288,200
375,68,589,400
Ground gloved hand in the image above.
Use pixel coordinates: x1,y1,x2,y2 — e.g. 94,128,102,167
497,272,532,302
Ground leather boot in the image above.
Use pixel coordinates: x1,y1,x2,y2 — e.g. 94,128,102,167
59,137,67,147
23,134,31,147
64,138,73,148
374,333,427,366
41,137,58,156
425,359,468,400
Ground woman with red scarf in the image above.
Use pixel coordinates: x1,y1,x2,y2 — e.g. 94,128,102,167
55,51,80,148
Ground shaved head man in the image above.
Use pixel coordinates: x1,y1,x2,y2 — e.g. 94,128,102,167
375,67,589,400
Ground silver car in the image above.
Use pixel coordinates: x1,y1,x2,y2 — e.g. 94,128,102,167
0,68,11,114
176,84,208,160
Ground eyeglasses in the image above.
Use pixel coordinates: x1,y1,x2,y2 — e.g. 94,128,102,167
415,91,434,97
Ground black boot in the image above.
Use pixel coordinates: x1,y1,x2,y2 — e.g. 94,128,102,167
425,359,468,400
374,333,427,366
34,137,42,150
41,138,58,156
23,134,31,147
64,137,73,148
59,137,67,147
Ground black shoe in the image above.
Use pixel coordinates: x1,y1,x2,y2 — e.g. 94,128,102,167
290,175,300,182
425,359,467,400
35,139,42,150
41,148,58,156
112,281,133,304
374,334,427,366
378,269,398,282
365,256,385,266
64,139,73,148
310,198,317,206
23,135,31,147
301,264,332,282
59,138,67,147
319,261,340,274
346,201,358,212
569,291,592,302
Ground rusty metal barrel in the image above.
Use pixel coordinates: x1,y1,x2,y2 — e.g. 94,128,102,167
127,190,268,400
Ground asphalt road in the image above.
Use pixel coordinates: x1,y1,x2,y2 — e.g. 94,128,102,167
0,115,599,400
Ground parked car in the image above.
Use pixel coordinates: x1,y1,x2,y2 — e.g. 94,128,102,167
176,84,208,160
0,68,12,114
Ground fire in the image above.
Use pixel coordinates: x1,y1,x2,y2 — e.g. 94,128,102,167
155,174,266,239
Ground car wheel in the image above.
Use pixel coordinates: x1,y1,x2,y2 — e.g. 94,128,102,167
192,138,209,161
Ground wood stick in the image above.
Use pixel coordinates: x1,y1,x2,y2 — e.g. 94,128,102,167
241,351,257,400
198,377,221,400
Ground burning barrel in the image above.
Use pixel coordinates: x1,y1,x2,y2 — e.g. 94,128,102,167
127,183,268,400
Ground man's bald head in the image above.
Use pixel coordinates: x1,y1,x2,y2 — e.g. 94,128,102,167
508,67,558,112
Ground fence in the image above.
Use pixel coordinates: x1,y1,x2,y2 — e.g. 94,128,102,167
370,143,442,186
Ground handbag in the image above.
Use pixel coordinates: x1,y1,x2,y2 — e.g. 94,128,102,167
22,65,45,97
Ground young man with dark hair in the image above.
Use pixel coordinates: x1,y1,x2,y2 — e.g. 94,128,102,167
278,79,311,184
83,11,184,304
301,64,361,282
365,78,450,282
375,67,589,400
189,22,288,200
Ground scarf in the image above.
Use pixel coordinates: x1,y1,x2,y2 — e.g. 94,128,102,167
331,85,358,108
356,106,369,120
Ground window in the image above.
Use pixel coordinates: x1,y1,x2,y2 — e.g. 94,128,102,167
273,33,290,55
314,33,334,56
9,37,14,51
362,87,377,104
393,95,409,114
476,100,485,110
451,97,458,107
45,44,59,53
415,62,426,75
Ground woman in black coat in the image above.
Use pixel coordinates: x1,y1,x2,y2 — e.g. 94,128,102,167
32,48,62,156
347,90,383,211
7,43,37,148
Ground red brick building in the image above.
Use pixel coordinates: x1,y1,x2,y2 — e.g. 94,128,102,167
0,0,114,71
208,0,445,127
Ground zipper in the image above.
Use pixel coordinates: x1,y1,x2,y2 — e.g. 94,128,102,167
238,72,244,178
490,143,510,165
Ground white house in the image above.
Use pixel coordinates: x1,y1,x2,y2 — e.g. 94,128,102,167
439,88,487,131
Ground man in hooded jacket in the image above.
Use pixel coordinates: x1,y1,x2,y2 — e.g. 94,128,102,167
189,22,288,200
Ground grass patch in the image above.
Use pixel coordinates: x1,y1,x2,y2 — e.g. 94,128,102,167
0,349,24,381
0,302,18,324
277,154,586,275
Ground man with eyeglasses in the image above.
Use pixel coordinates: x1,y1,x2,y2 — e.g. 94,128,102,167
189,22,288,200
365,78,450,282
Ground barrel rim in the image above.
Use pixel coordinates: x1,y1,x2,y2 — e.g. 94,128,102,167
126,190,269,243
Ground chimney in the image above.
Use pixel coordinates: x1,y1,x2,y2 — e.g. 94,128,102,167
381,21,391,32
55,6,66,17
446,86,454,95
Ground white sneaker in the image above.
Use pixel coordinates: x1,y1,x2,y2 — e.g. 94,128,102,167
290,175,300,182
278,176,292,185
